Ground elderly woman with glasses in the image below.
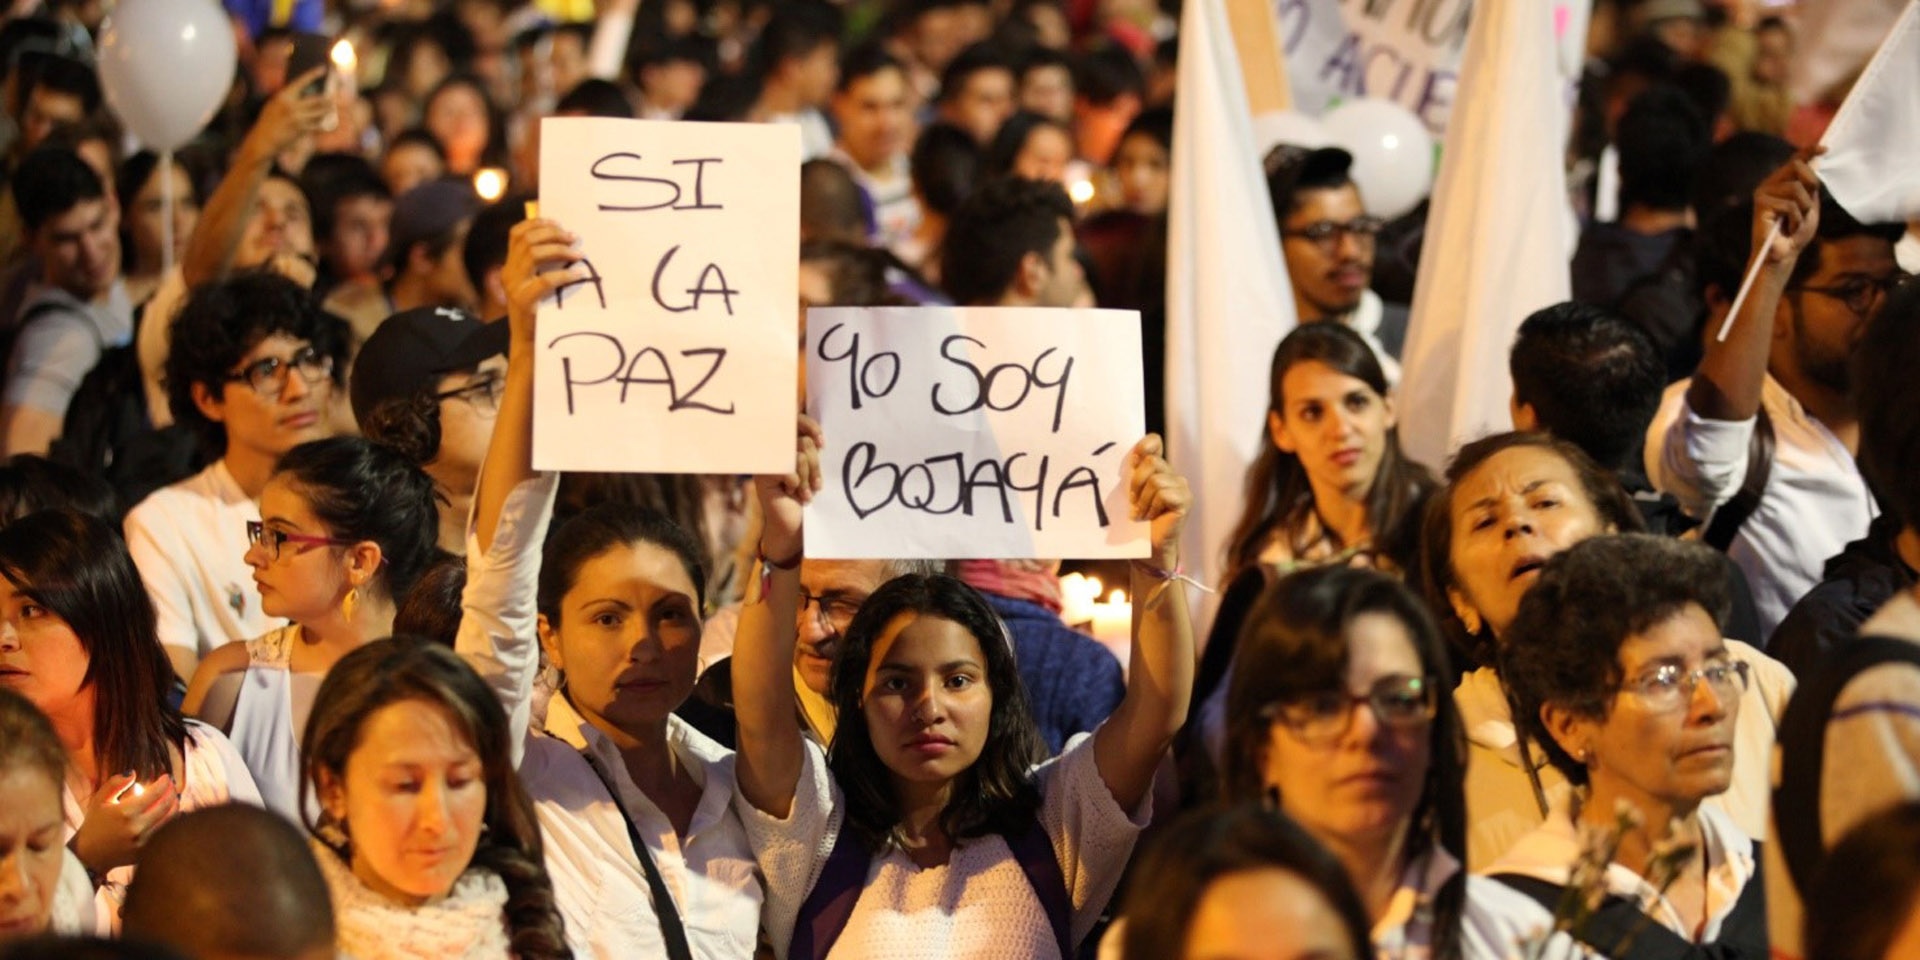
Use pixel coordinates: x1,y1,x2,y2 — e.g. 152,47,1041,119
1216,565,1466,959
1462,535,1767,959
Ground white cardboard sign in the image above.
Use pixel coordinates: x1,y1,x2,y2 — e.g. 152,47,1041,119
534,116,800,473
803,306,1150,560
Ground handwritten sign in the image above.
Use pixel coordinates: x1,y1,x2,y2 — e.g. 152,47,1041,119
534,116,800,473
1277,0,1468,135
803,307,1149,560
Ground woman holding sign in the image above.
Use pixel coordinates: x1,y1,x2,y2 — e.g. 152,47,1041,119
455,216,764,959
731,415,1195,958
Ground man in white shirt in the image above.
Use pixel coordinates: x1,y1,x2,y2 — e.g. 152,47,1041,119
1644,153,1900,634
828,45,921,257
125,272,347,681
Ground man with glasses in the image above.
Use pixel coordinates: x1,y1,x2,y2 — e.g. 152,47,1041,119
125,272,347,680
1265,144,1405,383
789,558,945,743
351,305,507,554
1647,152,1905,636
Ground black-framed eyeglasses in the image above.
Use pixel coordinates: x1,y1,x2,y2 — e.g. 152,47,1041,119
797,588,863,633
1281,216,1386,252
224,346,333,400
434,373,505,414
1618,658,1749,713
1795,273,1910,317
246,520,356,561
1259,674,1436,745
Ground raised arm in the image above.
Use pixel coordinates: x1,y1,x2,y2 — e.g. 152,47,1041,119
1092,434,1194,813
182,69,330,287
454,218,585,760
732,416,823,819
1685,148,1823,423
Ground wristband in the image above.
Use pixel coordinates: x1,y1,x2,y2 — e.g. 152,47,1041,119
1130,558,1215,605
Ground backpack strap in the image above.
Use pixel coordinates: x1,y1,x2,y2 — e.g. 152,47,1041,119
790,811,1073,960
1702,407,1774,552
577,748,697,960
1490,856,1766,960
1774,635,1920,897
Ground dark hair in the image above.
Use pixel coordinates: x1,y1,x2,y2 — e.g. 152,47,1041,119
1217,566,1466,958
1855,278,1920,532
800,239,914,307
1806,802,1920,960
0,938,187,960
395,553,466,647
12,144,103,233
388,127,449,165
0,510,185,781
0,454,115,525
0,685,66,797
122,804,335,960
302,638,569,960
166,272,348,459
750,1,841,82
1223,324,1434,584
1119,106,1173,155
1118,803,1373,960
1696,189,1905,302
910,123,982,219
556,78,634,118
937,42,1014,105
1269,150,1356,222
1073,44,1144,106
836,43,904,93
1501,534,1731,786
461,190,530,308
1689,131,1793,223
21,52,98,114
538,501,709,624
117,151,204,273
271,437,440,604
1673,63,1731,130
983,110,1071,180
941,175,1072,305
1509,302,1665,472
1017,45,1072,84
1418,432,1645,667
828,574,1046,852
800,159,870,244
424,73,509,170
300,153,392,250
1614,85,1709,213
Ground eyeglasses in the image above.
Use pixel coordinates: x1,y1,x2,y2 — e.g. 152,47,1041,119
435,373,505,414
1618,658,1749,713
1281,216,1386,252
797,588,863,633
1260,674,1436,745
1796,273,1910,317
224,346,333,400
246,520,357,561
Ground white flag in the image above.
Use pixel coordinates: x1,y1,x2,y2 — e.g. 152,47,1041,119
1165,0,1296,596
1817,0,1920,224
1395,0,1573,471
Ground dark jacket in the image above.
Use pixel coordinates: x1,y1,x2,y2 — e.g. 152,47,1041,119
1769,515,1918,678
984,594,1127,755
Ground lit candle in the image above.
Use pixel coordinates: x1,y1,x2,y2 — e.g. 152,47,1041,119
329,38,356,76
474,167,508,202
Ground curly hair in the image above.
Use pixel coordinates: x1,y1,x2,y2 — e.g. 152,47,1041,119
165,272,349,460
271,437,441,604
1222,323,1435,585
301,638,571,960
828,574,1046,853
1417,431,1645,667
940,175,1073,306
1500,534,1732,787
1218,565,1465,960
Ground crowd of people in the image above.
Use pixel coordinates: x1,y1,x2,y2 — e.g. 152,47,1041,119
0,0,1918,958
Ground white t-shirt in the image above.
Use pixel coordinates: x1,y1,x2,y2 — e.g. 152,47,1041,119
124,460,284,661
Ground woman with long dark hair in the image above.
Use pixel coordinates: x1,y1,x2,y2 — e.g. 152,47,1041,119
1217,566,1466,958
302,637,569,959
0,510,260,929
732,419,1195,958
183,437,440,821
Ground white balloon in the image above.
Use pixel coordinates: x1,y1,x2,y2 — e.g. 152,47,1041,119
98,0,237,152
1250,110,1330,156
1320,98,1436,221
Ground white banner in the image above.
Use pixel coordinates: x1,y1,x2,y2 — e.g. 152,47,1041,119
803,307,1149,560
1275,0,1471,134
534,117,800,474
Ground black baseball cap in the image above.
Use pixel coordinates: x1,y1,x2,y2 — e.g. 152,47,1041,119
349,306,508,428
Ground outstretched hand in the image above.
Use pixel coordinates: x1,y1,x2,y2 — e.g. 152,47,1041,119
247,67,332,157
1126,434,1189,566
502,218,589,346
755,414,824,564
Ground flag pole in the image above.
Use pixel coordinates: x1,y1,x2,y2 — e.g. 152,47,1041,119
1715,218,1780,343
